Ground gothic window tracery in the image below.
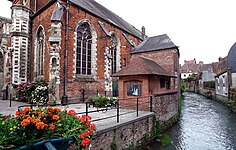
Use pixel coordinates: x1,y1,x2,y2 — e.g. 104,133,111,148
36,27,44,76
110,35,118,73
76,23,92,75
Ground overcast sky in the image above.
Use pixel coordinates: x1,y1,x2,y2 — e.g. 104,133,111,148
1,0,236,65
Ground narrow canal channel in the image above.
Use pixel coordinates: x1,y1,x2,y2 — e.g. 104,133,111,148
145,92,236,150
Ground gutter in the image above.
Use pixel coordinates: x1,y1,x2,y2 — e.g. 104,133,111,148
62,0,69,104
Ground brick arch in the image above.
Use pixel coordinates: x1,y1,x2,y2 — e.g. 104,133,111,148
73,19,98,79
34,25,46,78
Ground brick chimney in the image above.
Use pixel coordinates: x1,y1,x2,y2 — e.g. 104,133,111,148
141,26,146,40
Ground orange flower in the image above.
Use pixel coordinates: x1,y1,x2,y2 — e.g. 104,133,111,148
23,115,30,119
81,138,90,147
36,122,48,130
31,118,40,124
24,107,31,113
47,107,54,112
21,119,30,126
54,108,62,113
52,115,60,120
47,112,53,117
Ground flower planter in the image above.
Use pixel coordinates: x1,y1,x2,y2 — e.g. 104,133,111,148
15,137,73,150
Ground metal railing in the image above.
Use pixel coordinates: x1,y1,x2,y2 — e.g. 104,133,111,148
18,96,153,124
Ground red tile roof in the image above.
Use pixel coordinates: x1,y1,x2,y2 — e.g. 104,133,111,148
112,57,175,77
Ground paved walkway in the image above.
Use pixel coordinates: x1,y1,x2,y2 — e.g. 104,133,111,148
0,99,28,115
0,99,154,132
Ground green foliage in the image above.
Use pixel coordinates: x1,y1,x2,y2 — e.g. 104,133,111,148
180,79,186,95
160,133,171,146
111,142,118,150
187,74,197,81
178,96,184,114
88,95,117,108
151,121,160,140
203,81,215,89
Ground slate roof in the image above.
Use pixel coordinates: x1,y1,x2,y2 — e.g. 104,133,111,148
69,0,143,39
112,57,175,77
131,34,177,54
228,42,236,73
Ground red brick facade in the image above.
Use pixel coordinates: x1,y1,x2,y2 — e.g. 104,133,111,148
29,1,142,100
131,48,180,90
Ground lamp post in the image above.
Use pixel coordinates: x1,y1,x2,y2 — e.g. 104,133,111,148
9,47,14,107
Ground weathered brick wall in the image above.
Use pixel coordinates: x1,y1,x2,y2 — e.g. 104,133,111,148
131,48,179,74
90,116,154,150
152,92,178,122
199,87,229,104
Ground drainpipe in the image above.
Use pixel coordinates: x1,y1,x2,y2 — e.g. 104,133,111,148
62,0,69,105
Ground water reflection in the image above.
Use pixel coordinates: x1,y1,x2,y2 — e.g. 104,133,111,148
145,92,236,150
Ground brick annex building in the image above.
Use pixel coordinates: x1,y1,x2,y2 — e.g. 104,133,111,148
4,0,180,102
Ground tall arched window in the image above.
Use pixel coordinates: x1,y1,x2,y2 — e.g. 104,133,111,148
76,23,92,75
36,27,44,76
110,35,118,73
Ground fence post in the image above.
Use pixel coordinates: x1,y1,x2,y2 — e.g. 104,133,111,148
9,94,11,107
150,96,153,112
86,102,88,117
136,97,139,117
117,98,119,123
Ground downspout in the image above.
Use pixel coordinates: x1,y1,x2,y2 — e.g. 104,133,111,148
62,0,69,104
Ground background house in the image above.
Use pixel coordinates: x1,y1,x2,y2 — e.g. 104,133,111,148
112,34,180,111
228,43,236,89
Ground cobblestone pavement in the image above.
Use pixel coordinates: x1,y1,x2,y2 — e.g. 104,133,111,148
0,100,154,131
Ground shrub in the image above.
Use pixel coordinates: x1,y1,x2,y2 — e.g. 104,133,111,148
15,80,48,104
88,95,117,108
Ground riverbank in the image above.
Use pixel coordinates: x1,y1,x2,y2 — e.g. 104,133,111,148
145,92,236,150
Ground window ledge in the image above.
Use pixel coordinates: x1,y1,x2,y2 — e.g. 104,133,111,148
72,75,96,82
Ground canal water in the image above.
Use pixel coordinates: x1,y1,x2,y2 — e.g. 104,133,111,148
145,92,236,150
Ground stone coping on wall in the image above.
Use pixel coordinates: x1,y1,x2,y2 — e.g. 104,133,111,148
95,111,155,136
153,90,178,96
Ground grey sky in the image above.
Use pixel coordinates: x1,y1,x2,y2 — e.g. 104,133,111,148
1,0,236,65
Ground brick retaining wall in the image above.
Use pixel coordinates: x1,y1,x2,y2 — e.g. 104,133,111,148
90,114,154,150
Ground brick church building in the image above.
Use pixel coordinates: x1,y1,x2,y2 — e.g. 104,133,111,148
5,0,180,103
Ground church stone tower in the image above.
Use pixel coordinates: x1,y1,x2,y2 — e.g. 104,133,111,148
10,0,32,84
